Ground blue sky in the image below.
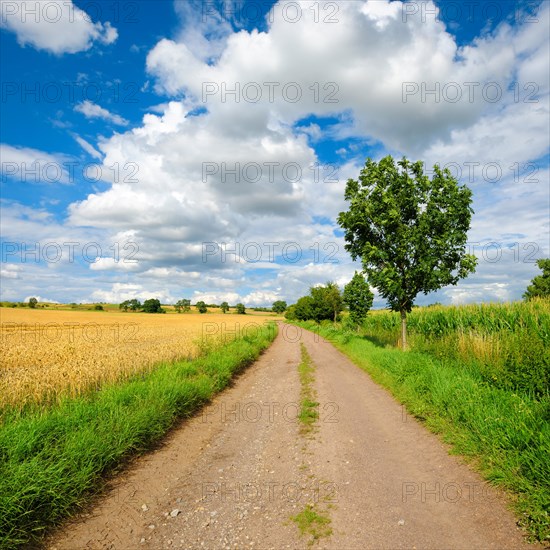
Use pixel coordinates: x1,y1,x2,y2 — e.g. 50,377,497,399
1,0,548,306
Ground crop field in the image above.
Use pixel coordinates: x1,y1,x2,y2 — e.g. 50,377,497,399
0,308,273,412
359,298,550,396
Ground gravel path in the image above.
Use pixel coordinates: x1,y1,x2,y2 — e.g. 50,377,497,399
47,324,539,549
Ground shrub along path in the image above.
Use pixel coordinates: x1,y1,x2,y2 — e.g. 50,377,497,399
47,324,541,549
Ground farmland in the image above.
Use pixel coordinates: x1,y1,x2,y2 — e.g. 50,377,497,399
0,305,277,547
0,307,276,413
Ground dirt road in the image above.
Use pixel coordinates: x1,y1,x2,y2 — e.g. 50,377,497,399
48,324,537,549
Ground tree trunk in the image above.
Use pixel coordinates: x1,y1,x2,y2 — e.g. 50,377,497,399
400,310,407,351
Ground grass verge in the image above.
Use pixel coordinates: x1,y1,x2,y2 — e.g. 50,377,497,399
293,321,549,543
0,323,277,549
291,344,333,546
291,504,332,544
298,343,319,434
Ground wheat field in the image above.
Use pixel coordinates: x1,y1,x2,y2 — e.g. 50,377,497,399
0,308,271,411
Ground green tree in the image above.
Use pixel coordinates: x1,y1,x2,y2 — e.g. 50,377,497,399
338,156,476,349
272,300,287,313
119,300,129,312
142,298,164,313
291,283,342,322
523,259,550,300
195,300,208,314
28,297,38,309
94,304,104,311
128,298,141,312
175,299,191,313
235,303,246,314
284,304,297,320
343,272,374,327
293,295,314,321
220,301,230,313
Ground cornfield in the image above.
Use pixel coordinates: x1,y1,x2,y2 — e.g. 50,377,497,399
0,308,270,412
360,298,550,396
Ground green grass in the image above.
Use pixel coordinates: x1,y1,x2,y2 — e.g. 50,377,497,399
360,298,550,397
0,323,277,549
294,319,549,543
291,504,332,545
298,344,319,433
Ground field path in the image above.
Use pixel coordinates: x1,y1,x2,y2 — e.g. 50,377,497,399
47,324,538,549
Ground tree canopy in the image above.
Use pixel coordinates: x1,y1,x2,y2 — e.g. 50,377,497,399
343,272,374,327
523,259,550,300
338,155,476,348
286,282,343,322
272,300,287,313
195,301,208,314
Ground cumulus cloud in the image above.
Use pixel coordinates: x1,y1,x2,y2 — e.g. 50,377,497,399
0,0,117,54
2,0,547,305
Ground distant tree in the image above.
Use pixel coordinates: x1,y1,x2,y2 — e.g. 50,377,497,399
523,258,550,300
290,283,343,322
220,301,230,313
94,304,104,311
293,295,315,321
175,299,191,313
128,298,141,311
272,300,287,313
338,155,476,349
284,304,297,320
323,282,343,322
235,303,246,314
195,300,208,314
343,272,374,327
28,297,38,309
119,300,130,312
142,298,164,313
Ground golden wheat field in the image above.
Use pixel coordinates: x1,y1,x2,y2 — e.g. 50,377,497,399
0,308,272,411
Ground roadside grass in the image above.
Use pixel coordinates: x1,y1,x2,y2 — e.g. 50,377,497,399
294,321,549,543
0,323,277,549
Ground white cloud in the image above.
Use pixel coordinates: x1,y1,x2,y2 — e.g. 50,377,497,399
74,101,129,126
0,264,21,279
0,0,117,54
23,295,59,303
90,283,175,304
0,144,72,184
89,257,140,272
1,1,547,306
72,135,102,159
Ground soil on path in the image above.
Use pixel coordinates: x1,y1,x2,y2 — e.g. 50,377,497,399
47,324,538,549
